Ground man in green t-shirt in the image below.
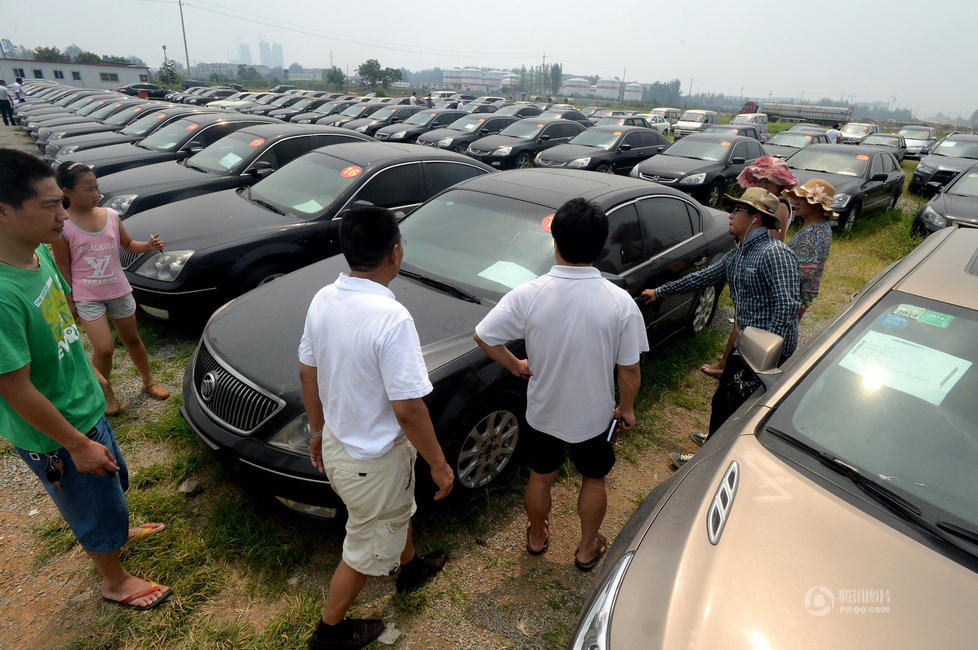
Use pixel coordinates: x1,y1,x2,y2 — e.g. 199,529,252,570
0,149,171,610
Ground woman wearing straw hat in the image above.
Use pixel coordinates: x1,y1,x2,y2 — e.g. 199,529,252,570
700,157,799,379
783,179,835,319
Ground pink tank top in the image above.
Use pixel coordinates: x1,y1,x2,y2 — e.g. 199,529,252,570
62,208,133,302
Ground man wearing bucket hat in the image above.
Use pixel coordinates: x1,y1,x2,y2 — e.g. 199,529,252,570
642,187,800,467
784,179,835,318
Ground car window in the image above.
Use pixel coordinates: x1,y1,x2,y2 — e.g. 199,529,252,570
354,163,424,208
601,203,645,272
636,197,694,255
730,142,748,161
881,154,897,174
266,136,324,167
192,123,248,148
870,154,884,177
485,118,510,132
622,132,644,148
424,162,488,195
747,141,764,159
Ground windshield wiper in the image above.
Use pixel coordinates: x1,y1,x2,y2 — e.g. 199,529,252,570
184,160,208,173
398,268,481,304
250,196,287,216
802,168,837,174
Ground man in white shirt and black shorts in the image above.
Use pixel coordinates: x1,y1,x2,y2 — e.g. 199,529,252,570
299,206,455,650
474,198,648,572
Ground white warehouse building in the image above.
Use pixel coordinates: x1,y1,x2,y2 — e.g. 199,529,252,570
2,57,150,88
624,83,643,102
594,78,621,100
441,67,511,92
559,77,590,96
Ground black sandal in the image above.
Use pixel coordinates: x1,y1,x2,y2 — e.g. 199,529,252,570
574,532,607,572
526,521,550,556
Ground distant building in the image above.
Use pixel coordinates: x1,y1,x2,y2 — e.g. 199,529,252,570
2,57,149,87
624,83,643,103
271,43,283,69
259,40,284,68
194,62,237,78
238,43,252,66
559,77,590,96
441,68,511,92
595,78,621,100
284,68,324,81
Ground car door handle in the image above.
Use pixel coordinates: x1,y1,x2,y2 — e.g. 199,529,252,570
695,256,708,268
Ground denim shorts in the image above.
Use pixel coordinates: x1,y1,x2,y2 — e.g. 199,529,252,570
16,416,130,554
76,293,136,321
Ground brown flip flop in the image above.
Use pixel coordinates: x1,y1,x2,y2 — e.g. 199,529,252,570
574,531,607,572
526,521,550,556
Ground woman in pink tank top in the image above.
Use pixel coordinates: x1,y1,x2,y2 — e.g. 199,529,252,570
51,163,170,415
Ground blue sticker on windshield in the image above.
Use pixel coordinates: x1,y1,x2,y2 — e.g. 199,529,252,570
877,314,908,328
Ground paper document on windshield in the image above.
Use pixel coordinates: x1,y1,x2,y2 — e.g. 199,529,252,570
477,261,537,289
838,330,971,406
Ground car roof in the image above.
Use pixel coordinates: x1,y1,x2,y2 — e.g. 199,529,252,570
679,133,757,144
305,141,491,168
177,113,277,125
946,133,978,142
234,123,373,139
802,143,895,153
512,117,580,126
445,168,697,210
896,228,978,310
587,125,656,134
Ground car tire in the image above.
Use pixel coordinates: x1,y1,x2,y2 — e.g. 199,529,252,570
839,200,861,231
595,162,613,174
886,192,900,212
239,262,296,291
686,284,720,335
707,180,724,208
515,152,534,169
454,144,467,154
448,394,525,490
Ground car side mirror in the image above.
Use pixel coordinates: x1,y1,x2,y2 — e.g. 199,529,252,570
391,117,401,123
739,326,783,389
730,156,746,165
619,143,632,151
186,140,204,153
249,160,274,177
539,134,550,141
926,181,944,192
599,271,628,290
871,173,888,182
393,210,407,222
479,128,489,135
921,148,930,155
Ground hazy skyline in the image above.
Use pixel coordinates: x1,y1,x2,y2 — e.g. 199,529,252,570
3,0,974,117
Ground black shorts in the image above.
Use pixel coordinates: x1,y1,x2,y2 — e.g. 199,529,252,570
525,425,616,478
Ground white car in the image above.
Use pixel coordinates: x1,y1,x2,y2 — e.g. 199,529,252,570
634,113,672,136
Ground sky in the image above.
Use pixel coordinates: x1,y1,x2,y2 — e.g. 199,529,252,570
4,0,975,118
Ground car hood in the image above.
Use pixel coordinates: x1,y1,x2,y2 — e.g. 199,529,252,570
99,160,214,197
417,127,465,143
763,144,801,159
904,138,933,148
933,192,978,225
69,141,161,166
50,131,134,147
537,143,605,162
344,117,382,129
376,122,426,136
788,169,865,195
635,154,716,176
122,188,296,251
675,120,707,129
610,434,978,648
204,256,492,394
920,154,976,173
470,134,527,150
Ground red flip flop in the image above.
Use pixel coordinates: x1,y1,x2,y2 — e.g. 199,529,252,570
102,582,172,611
127,523,166,544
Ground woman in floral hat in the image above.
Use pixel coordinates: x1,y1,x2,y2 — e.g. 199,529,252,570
700,157,799,379
783,179,835,319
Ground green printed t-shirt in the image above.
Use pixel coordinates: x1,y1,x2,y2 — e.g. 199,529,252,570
0,245,105,452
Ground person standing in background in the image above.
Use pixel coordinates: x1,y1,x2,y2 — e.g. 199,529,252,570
0,82,14,125
826,123,842,144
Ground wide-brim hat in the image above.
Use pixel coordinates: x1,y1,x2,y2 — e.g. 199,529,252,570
737,155,799,191
783,178,838,218
722,186,780,227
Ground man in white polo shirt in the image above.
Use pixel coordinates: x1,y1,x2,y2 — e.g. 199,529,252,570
474,198,647,572
299,206,454,650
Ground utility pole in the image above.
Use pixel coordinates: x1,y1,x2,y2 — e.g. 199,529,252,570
620,66,626,102
330,51,334,69
178,0,191,77
687,78,693,105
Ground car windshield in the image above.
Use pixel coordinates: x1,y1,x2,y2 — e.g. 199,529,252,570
448,115,489,132
842,124,871,135
768,133,816,148
314,102,344,114
76,101,109,116
932,139,978,160
731,116,754,124
594,118,630,127
898,127,933,139
404,111,437,126
256,95,280,105
185,131,265,174
270,96,293,107
706,126,744,135
680,112,707,122
663,138,732,162
290,98,315,109
369,106,399,121
592,110,618,118
339,104,370,117
400,189,555,300
248,153,357,219
499,121,544,140
139,119,201,151
569,129,621,149
494,106,524,116
105,106,143,125
864,135,901,147
766,291,978,531
787,148,870,176
89,102,125,119
123,111,171,136
947,170,978,197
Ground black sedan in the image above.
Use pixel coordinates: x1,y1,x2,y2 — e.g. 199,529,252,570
241,94,305,116
705,124,766,141
631,134,765,207
120,142,494,321
19,91,114,125
539,109,591,125
184,87,238,105
266,98,332,121
909,134,978,195
290,100,359,124
786,143,905,230
535,126,669,174
493,104,543,118
317,102,387,127
35,101,161,148
177,169,733,514
862,133,907,162
344,105,425,137
117,83,168,99
462,103,498,114
912,163,978,235
32,98,145,144
467,117,586,169
373,109,468,143
98,124,372,218
26,95,123,134
58,113,278,176
46,107,215,161
763,130,829,159
417,114,519,153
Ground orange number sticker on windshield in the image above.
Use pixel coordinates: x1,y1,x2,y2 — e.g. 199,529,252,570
537,123,545,128
720,141,731,147
155,113,167,119
613,131,622,136
249,138,265,147
804,135,812,140
541,214,555,232
856,154,869,160
340,165,362,178
186,123,200,131
478,118,485,122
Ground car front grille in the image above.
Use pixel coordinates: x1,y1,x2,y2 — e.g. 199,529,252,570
44,143,59,157
192,341,284,435
468,147,492,156
119,248,140,270
932,170,958,186
639,172,677,184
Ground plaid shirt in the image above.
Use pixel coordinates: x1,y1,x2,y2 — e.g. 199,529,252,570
655,227,801,357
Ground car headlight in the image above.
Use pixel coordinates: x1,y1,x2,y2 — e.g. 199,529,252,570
390,131,408,140
568,157,591,168
267,413,311,456
830,193,851,209
354,126,368,132
437,137,453,148
921,205,947,227
134,250,194,282
629,166,640,178
297,119,311,124
569,551,634,650
102,193,138,216
52,131,68,139
493,146,512,156
680,172,706,185
916,162,935,174
59,145,79,155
